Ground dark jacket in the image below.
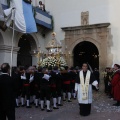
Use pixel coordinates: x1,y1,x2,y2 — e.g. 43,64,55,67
0,74,15,110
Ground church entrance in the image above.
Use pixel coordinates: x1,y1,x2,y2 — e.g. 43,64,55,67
17,34,37,67
73,41,99,69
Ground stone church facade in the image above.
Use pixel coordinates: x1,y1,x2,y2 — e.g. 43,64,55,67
0,0,120,70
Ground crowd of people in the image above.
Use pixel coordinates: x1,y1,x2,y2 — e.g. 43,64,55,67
8,65,84,112
103,64,120,106
1,62,120,119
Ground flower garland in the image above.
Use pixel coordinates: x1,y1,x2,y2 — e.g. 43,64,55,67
41,56,67,67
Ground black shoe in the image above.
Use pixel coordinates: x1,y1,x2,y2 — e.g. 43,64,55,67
16,105,20,108
58,104,63,106
74,98,76,100
112,103,120,106
35,106,38,108
53,107,59,109
26,106,32,108
44,105,47,108
47,109,52,112
21,104,25,107
63,99,66,101
68,100,72,102
41,108,44,111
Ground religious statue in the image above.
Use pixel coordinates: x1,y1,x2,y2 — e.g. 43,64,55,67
81,11,89,25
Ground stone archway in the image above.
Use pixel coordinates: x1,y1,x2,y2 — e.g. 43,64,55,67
17,34,37,66
73,41,99,69
62,23,113,71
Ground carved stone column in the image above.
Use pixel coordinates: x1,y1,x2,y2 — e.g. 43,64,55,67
0,45,20,66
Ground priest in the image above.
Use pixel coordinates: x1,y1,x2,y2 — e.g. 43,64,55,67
75,63,98,116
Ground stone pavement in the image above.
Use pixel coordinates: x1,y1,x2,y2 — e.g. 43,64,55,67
16,91,120,120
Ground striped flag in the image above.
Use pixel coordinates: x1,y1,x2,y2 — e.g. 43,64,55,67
0,0,37,33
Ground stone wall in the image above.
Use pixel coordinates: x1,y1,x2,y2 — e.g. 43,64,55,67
62,23,113,71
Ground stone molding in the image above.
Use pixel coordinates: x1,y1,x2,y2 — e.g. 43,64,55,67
0,45,20,54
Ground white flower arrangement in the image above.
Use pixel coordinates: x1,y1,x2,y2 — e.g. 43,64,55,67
41,56,67,67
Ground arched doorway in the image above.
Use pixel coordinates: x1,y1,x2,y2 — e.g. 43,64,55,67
17,34,37,67
73,41,99,69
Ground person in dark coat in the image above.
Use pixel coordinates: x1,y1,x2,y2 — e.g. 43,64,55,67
0,63,15,120
54,66,63,106
69,67,77,99
34,66,43,108
61,66,72,102
40,68,52,112
49,66,59,109
12,67,21,107
20,66,34,108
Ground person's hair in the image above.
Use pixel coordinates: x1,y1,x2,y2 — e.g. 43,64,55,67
64,66,68,70
70,67,74,70
12,67,19,73
39,1,42,4
54,66,58,70
1,63,10,73
33,65,36,68
48,66,52,70
82,63,88,67
38,66,43,72
19,66,25,71
42,68,47,73
75,66,79,70
114,64,120,69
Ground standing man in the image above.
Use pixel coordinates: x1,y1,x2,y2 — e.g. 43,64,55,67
61,66,72,102
0,63,15,120
75,63,98,116
69,67,77,99
12,67,21,108
111,64,120,106
40,68,52,112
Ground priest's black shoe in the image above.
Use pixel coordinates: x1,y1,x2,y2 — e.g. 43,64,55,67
112,103,120,106
68,100,72,102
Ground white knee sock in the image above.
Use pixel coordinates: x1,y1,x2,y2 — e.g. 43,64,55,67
53,98,57,107
46,100,50,110
73,93,76,98
16,99,19,106
68,92,71,100
27,100,30,106
21,98,24,105
35,99,38,106
40,100,44,109
58,97,61,104
63,93,66,100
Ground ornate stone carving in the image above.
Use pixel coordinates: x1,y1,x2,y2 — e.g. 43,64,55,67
81,11,89,25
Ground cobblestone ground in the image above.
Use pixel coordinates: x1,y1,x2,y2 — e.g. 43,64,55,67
16,90,120,120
